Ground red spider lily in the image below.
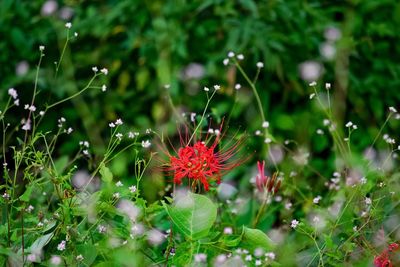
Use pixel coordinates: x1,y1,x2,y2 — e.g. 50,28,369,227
374,243,399,267
165,124,244,191
255,160,281,194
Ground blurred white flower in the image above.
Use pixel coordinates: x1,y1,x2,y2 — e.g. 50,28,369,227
16,61,29,76
324,27,342,41
320,42,336,60
291,219,299,228
41,0,58,16
299,61,323,82
147,229,165,246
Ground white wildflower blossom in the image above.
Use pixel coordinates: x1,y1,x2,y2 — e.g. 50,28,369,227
365,197,372,205
316,129,324,135
389,106,397,113
100,68,108,75
116,181,123,187
50,255,62,265
92,66,98,72
309,93,316,99
39,110,45,116
57,240,66,251
227,51,235,58
76,255,84,261
223,227,233,235
102,85,107,92
129,185,137,193
237,54,244,60
204,86,210,92
194,253,207,263
264,138,272,144
325,83,331,89
313,195,322,204
213,84,220,90
113,192,120,199
109,122,115,128
115,133,123,140
345,121,353,128
223,58,229,66
65,22,72,29
142,140,151,148
8,88,18,99
309,81,317,86
39,45,45,52
98,225,107,234
262,121,269,128
291,219,299,228
234,83,241,90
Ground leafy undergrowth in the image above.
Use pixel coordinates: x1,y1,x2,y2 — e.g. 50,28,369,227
1,24,400,267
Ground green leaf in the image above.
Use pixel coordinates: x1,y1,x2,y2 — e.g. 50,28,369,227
241,227,275,250
99,163,113,183
19,186,33,202
27,232,54,253
164,192,217,240
77,244,97,266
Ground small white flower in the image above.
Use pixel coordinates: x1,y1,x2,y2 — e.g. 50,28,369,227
141,140,151,148
223,58,229,66
29,105,37,111
82,150,89,156
309,93,316,99
102,85,107,92
39,45,45,52
214,129,220,136
227,51,235,58
208,128,214,134
213,85,221,90
2,192,10,200
262,121,269,128
325,83,331,89
255,130,261,136
98,225,107,234
39,111,45,116
57,240,66,251
37,222,44,227
113,192,120,199
145,128,152,134
256,62,264,68
365,197,372,205
65,22,72,29
129,185,137,193
92,66,98,73
116,181,123,187
360,177,367,184
285,202,292,210
352,125,358,130
24,104,29,110
313,195,322,204
291,219,299,228
255,259,262,266
237,54,244,60
223,227,233,235
245,255,252,261
14,99,20,106
265,252,275,260
264,138,272,144
164,84,170,89
389,106,397,113
100,68,108,75
194,253,207,263
50,255,62,265
115,118,123,125
323,119,330,126
316,129,324,135
76,255,84,261
109,122,115,128
27,254,37,262
66,127,73,134
309,81,317,86
345,121,353,128
204,86,210,92
234,83,241,90
8,88,18,99
190,113,196,122
74,32,78,37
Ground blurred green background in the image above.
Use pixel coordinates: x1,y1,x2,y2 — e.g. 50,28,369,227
1,0,400,200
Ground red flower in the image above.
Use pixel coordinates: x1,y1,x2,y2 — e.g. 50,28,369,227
166,126,243,191
374,243,399,267
255,160,281,194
